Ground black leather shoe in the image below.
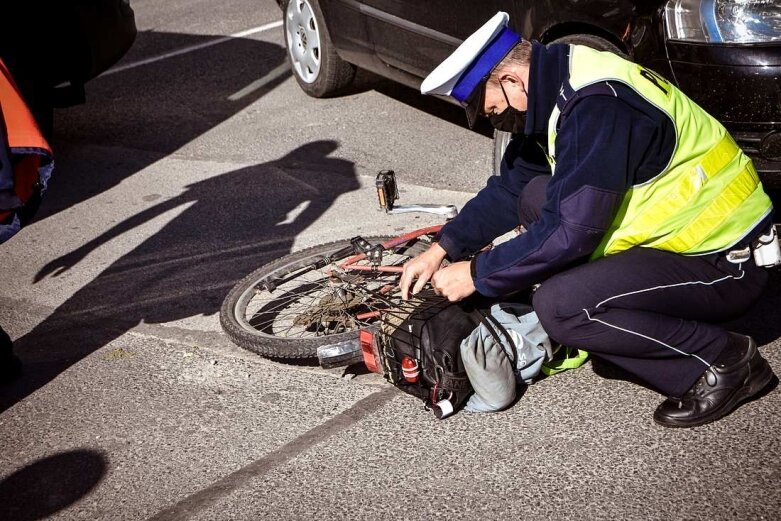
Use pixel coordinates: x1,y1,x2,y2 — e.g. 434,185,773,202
654,334,774,428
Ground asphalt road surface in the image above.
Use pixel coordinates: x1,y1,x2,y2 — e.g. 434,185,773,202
1,1,780,520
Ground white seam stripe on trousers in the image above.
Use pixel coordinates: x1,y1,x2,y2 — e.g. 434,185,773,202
582,263,746,367
596,264,745,308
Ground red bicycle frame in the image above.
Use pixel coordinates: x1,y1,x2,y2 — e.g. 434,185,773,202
329,224,443,321
338,225,443,273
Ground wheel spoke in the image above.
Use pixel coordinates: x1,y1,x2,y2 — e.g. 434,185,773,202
300,1,313,26
276,320,305,338
226,236,434,346
305,25,319,51
310,44,321,67
289,40,304,63
245,281,364,337
249,288,310,316
302,51,316,74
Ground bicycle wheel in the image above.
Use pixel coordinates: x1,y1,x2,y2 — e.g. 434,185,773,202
220,234,434,359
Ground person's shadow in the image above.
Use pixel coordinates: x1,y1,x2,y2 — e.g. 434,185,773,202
1,140,359,411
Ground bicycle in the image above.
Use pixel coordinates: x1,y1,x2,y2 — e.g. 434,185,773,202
219,171,461,368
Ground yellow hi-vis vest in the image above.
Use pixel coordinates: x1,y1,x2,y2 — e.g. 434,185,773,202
547,45,772,258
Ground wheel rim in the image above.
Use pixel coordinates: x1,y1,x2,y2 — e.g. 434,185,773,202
285,0,322,84
232,246,417,342
493,130,513,176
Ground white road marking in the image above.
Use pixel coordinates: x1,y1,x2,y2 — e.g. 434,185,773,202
228,63,290,101
276,200,311,225
100,20,284,77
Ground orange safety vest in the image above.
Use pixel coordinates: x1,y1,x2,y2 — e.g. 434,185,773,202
0,58,53,242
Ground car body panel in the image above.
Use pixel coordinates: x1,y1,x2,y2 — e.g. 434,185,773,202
0,0,135,133
280,0,781,185
0,0,136,88
72,0,137,82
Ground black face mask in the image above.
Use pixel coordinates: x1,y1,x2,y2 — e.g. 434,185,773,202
489,81,527,134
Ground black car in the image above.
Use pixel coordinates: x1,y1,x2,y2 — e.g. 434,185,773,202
276,0,781,187
0,0,137,136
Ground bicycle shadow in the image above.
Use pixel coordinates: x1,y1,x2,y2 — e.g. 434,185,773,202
1,140,360,412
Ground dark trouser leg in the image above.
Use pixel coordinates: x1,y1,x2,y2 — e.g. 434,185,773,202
518,175,768,397
531,248,767,396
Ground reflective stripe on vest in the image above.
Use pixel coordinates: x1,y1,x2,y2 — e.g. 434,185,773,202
546,45,772,258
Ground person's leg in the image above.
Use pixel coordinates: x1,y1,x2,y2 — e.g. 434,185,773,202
518,174,773,425
532,247,773,425
533,247,767,395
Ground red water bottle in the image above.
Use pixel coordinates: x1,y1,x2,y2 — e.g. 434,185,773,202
401,356,419,383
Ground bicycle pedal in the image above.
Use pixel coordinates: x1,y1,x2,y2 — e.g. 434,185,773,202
376,170,399,212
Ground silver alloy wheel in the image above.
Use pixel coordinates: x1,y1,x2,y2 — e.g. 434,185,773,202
285,0,322,84
493,130,513,175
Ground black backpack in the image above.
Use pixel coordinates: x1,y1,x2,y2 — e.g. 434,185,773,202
360,291,588,418
363,292,492,418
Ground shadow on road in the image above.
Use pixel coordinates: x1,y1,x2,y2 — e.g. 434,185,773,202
344,68,494,139
0,449,107,521
2,140,359,411
0,30,360,411
37,30,293,220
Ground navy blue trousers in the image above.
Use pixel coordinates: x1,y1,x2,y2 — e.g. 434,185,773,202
521,176,768,397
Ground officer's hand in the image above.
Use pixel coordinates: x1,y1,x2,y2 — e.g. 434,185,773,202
400,243,447,300
431,261,476,302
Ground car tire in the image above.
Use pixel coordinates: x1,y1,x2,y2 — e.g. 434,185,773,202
491,33,624,175
283,0,356,97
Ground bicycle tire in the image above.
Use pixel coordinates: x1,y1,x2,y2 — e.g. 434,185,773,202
220,235,431,359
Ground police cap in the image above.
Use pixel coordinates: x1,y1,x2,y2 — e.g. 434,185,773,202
420,12,523,127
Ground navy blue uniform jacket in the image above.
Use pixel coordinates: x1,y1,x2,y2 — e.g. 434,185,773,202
436,42,681,298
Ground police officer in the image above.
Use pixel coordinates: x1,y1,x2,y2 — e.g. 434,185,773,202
399,12,778,427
